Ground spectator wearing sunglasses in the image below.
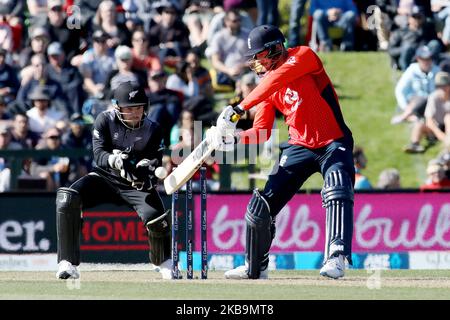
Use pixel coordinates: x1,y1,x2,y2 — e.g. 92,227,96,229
32,126,71,190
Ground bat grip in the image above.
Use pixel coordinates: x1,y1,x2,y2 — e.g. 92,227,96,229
231,114,241,122
231,105,245,122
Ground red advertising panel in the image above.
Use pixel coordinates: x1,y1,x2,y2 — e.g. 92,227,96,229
81,211,149,251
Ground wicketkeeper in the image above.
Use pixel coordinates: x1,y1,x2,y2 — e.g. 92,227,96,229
207,25,355,279
56,81,173,279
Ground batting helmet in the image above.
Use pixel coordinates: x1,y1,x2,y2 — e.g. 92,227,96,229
245,25,285,58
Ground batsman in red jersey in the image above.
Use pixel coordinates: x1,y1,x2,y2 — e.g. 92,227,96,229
207,25,355,279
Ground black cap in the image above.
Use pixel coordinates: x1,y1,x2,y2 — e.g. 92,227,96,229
70,112,85,124
113,81,148,107
245,25,285,57
0,48,7,57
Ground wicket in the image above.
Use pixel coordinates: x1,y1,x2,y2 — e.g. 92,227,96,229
171,167,208,280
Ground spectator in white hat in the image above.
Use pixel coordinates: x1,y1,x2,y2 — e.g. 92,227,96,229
420,159,450,190
376,168,401,190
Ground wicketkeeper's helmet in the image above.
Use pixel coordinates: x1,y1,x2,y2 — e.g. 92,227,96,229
112,81,148,130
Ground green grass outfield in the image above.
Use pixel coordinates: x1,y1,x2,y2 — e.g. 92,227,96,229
1,270,450,300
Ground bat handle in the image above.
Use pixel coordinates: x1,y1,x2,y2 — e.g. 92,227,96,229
231,113,241,122
231,104,245,122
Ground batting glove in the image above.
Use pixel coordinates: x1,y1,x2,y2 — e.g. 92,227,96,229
216,105,244,136
205,126,238,152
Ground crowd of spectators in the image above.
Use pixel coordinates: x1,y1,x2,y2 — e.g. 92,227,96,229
385,2,450,159
371,0,450,190
0,0,261,192
1,0,450,192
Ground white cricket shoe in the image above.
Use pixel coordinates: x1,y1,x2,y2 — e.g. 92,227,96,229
153,259,177,280
224,264,268,280
320,254,345,279
56,260,80,280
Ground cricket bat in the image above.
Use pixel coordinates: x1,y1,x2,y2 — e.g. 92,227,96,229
164,138,215,195
164,113,242,195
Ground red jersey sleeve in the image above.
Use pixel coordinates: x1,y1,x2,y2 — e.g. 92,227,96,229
239,100,276,144
239,46,323,110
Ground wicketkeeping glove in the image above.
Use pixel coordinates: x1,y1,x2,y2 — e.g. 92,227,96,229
131,158,159,191
108,149,137,182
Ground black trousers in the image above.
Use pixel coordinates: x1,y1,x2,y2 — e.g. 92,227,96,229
262,136,355,217
70,173,165,225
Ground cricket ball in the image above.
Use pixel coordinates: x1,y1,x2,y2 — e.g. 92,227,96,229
155,166,168,179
